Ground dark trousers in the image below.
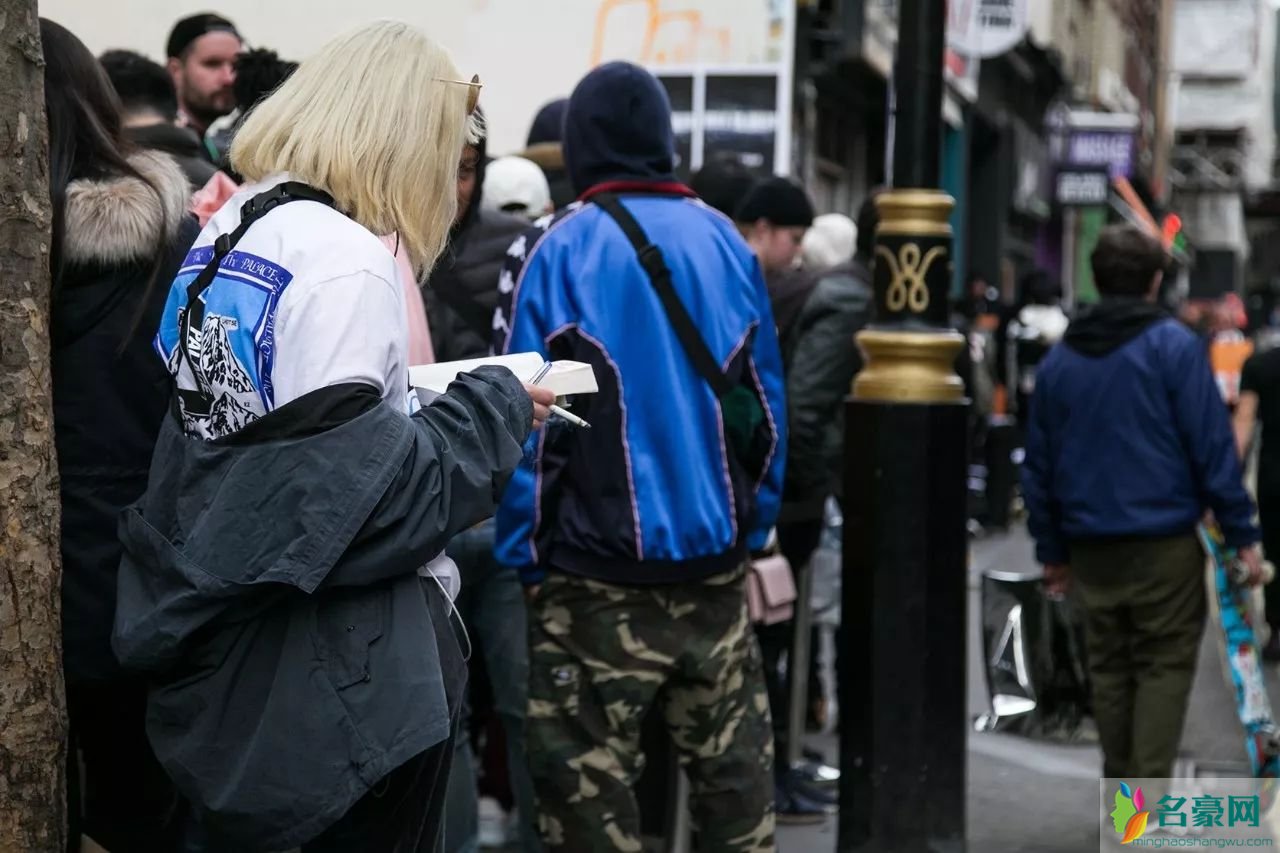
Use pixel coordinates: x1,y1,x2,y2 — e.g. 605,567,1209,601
755,518,824,769
1257,493,1280,630
66,679,183,853
441,520,539,853
1072,534,1205,779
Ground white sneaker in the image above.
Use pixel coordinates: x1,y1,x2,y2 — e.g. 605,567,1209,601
477,796,510,848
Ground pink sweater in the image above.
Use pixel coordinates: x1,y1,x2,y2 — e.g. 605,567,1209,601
382,236,434,366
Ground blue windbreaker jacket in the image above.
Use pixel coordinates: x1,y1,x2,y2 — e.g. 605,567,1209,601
1023,308,1258,565
491,62,786,587
492,194,787,586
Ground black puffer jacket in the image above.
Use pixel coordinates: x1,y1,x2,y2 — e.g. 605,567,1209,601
425,212,528,362
779,257,874,520
52,149,199,684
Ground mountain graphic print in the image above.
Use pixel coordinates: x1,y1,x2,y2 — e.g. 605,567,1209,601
156,246,296,440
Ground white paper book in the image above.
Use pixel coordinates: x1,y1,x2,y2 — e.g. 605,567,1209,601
408,353,599,397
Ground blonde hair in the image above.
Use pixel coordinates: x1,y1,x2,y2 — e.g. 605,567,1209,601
230,20,475,272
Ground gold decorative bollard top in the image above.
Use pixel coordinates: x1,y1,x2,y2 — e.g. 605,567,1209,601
853,188,966,404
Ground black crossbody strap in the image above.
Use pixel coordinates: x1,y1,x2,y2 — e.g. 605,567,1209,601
178,182,335,398
592,193,734,398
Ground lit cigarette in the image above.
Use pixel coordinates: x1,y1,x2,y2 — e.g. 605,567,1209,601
550,404,591,429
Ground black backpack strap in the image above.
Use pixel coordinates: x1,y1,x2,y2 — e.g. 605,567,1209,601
177,182,334,404
592,193,734,397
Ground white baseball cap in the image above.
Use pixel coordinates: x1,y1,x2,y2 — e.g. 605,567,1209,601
482,156,553,221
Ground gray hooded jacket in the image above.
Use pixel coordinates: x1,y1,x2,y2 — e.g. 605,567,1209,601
780,258,873,520
112,368,531,849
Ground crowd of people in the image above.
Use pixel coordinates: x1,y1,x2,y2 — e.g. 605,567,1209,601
47,10,880,853
51,6,1277,852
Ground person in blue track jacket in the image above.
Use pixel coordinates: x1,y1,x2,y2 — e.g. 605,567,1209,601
492,61,786,852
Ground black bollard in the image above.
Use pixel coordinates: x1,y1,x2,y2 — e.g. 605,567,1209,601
837,0,970,849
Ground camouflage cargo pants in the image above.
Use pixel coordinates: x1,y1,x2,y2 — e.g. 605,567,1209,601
526,568,775,852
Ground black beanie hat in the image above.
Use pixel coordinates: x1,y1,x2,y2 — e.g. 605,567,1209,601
735,176,815,228
167,13,240,59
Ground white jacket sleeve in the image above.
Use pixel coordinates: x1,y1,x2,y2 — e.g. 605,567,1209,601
272,270,409,408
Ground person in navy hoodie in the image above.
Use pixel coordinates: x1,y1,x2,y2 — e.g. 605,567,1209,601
493,62,785,851
1023,224,1261,780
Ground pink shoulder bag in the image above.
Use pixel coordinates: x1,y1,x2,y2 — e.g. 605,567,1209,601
746,554,797,625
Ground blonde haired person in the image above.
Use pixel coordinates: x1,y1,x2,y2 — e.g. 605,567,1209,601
112,21,552,852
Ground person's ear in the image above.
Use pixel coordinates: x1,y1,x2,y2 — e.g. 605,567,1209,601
166,57,183,90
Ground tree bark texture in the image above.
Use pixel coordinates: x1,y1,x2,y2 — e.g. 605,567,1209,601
0,1,66,851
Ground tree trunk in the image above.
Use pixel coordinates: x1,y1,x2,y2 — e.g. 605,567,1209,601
0,1,66,851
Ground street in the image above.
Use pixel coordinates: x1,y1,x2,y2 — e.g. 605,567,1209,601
777,524,1266,852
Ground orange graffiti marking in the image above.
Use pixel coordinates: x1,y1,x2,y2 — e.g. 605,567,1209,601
590,0,734,67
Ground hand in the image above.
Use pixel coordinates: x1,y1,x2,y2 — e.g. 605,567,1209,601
1239,545,1266,586
1043,563,1071,599
524,584,542,604
523,384,555,430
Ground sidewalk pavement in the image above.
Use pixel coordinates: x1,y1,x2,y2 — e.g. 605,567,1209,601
777,524,1268,852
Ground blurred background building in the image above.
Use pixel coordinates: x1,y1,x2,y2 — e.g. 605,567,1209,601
41,0,1280,314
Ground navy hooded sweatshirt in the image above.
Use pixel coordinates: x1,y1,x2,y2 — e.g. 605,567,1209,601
560,63,678,193
1022,298,1258,565
492,62,786,586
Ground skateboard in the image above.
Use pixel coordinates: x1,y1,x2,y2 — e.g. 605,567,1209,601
1197,521,1280,778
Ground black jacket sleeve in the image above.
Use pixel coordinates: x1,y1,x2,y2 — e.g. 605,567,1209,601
784,273,873,510
320,366,533,588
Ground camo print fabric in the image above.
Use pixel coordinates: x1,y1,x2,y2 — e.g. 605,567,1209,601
526,569,776,852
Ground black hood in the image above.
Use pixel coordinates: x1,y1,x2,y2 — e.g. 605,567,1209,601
1063,298,1168,357
526,98,568,146
563,62,676,196
454,108,491,238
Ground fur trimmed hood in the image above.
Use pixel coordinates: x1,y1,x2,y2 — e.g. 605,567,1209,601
63,150,190,266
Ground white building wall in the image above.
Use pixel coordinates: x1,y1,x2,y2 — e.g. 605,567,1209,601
1026,0,1055,49
38,0,785,157
1173,0,1276,190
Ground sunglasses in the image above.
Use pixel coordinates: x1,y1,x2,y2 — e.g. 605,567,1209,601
435,74,482,115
